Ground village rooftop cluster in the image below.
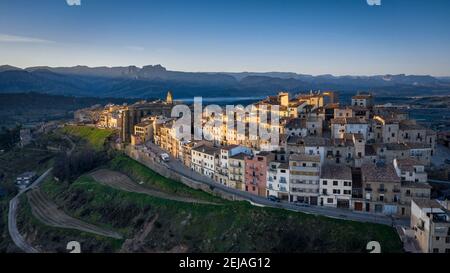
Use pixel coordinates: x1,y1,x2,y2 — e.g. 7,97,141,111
75,90,450,253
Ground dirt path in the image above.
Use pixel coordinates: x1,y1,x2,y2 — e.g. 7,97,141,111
27,189,122,239
90,169,217,205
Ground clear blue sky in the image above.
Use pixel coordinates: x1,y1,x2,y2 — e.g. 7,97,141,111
1,0,449,76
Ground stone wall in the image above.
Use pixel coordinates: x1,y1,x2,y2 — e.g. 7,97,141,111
123,146,245,202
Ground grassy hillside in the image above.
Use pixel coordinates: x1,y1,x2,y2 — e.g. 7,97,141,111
61,125,114,150
40,161,403,253
109,155,223,203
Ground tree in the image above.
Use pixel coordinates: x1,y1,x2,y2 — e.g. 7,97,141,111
53,148,109,182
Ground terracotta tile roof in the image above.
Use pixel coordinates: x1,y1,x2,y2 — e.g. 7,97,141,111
320,164,352,181
289,154,321,162
362,162,400,183
192,144,219,155
413,199,443,209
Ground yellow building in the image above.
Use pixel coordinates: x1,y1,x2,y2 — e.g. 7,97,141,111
132,121,153,145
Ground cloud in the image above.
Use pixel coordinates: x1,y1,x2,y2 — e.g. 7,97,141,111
0,34,54,44
66,0,81,6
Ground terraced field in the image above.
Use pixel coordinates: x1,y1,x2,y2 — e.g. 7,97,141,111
27,189,122,239
90,169,217,205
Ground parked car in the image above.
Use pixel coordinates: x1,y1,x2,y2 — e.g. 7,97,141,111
268,195,280,202
160,153,170,162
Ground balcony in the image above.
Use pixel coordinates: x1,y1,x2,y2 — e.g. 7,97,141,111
365,187,373,192
378,188,387,193
393,188,401,193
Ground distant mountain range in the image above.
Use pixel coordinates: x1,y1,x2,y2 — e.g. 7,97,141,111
1,64,450,99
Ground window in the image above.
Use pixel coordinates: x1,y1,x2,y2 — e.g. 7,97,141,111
333,181,338,186
322,189,327,194
323,180,328,185
433,248,439,253
436,236,440,241
327,198,333,203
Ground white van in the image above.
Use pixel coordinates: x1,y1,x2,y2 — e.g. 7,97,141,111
160,153,170,162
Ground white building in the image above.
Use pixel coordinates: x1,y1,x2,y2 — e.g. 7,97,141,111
331,118,346,139
306,117,323,136
351,94,373,108
345,118,369,139
267,161,290,200
334,107,353,119
411,199,450,253
284,118,308,137
303,137,329,164
319,164,353,208
393,158,427,183
215,145,252,187
191,145,219,179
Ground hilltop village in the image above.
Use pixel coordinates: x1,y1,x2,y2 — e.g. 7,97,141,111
75,90,450,253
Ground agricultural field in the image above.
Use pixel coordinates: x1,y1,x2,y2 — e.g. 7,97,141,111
61,125,115,151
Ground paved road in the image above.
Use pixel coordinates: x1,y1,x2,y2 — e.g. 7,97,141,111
8,168,52,253
143,142,409,227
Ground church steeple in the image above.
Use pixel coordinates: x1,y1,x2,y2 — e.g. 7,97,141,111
166,90,173,104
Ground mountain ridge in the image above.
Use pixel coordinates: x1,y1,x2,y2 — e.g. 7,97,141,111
1,64,450,98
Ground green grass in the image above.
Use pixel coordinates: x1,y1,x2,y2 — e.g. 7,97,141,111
15,194,123,253
41,172,403,253
108,155,224,203
61,125,114,150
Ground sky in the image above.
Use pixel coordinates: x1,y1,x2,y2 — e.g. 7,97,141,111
0,0,450,76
